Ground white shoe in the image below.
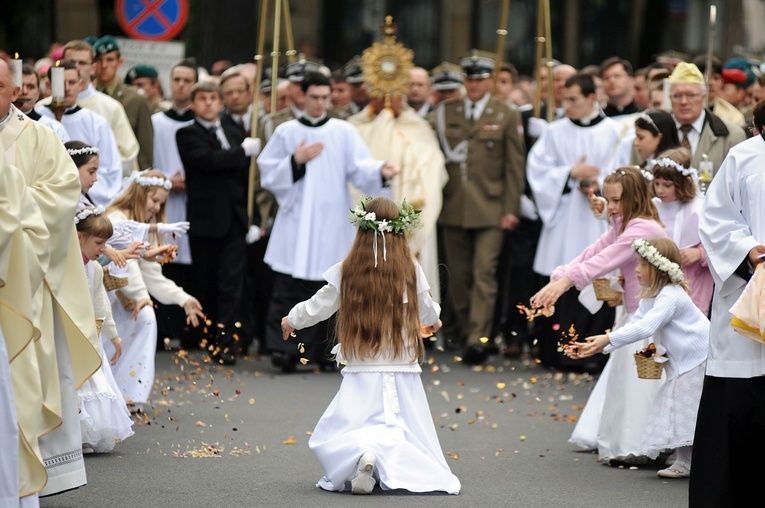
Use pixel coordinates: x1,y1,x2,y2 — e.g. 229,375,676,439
657,462,690,479
351,451,376,495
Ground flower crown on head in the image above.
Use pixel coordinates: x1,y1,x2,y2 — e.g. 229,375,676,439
651,157,698,179
632,238,685,284
67,146,100,157
349,196,422,235
124,169,172,191
74,204,105,224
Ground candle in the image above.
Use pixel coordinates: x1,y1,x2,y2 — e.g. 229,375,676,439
710,5,716,24
12,53,22,88
51,64,65,101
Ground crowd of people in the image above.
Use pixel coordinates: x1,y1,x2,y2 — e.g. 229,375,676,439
1,31,764,504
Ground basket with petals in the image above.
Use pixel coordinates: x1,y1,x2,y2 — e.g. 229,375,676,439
115,290,136,311
593,277,623,307
102,267,128,291
634,343,667,379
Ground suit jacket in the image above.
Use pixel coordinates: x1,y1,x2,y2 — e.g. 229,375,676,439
176,119,249,238
694,109,747,174
431,96,526,229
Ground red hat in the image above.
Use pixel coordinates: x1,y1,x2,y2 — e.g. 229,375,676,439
722,68,747,85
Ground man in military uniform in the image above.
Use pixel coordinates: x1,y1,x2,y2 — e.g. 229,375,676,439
343,56,369,112
93,35,154,170
431,51,526,365
429,62,464,105
125,64,170,115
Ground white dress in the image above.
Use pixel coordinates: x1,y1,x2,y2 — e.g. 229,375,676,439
289,262,460,494
105,210,192,405
78,261,135,452
0,326,19,506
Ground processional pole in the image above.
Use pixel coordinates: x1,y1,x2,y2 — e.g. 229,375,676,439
247,0,296,228
493,0,511,91
532,0,554,121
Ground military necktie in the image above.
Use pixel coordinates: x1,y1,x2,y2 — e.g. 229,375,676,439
469,102,476,126
680,124,692,151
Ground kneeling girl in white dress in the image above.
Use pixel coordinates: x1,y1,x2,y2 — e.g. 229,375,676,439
569,237,708,479
281,196,461,495
74,207,135,452
105,170,204,411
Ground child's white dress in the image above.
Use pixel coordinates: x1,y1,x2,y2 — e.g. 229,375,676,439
604,284,708,458
78,261,135,452
289,262,461,494
105,210,193,406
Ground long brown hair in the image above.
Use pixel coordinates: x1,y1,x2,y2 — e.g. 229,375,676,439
336,196,423,362
638,238,690,298
603,166,661,232
651,147,697,203
107,169,169,224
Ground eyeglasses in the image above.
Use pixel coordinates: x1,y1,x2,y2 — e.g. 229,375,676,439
670,92,703,102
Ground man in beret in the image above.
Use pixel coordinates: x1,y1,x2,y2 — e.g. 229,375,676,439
93,35,154,170
692,54,747,129
125,64,169,115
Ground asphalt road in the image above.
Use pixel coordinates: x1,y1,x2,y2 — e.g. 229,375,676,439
39,348,688,508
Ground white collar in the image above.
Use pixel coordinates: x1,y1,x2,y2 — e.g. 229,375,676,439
78,83,98,100
302,112,327,125
0,110,12,129
673,111,706,132
464,92,491,112
576,107,601,125
196,117,220,130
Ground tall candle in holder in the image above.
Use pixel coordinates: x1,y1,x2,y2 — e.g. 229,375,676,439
51,63,65,101
12,54,22,88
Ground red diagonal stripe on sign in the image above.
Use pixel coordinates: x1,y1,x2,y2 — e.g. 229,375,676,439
128,0,173,31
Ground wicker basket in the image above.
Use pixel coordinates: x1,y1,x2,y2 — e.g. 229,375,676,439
103,267,128,291
95,318,104,336
593,277,623,307
634,353,666,379
115,290,136,311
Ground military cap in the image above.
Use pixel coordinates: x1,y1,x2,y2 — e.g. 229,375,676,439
430,61,463,90
83,35,98,47
723,57,758,87
260,66,273,92
93,35,120,57
125,64,159,85
722,68,747,86
459,49,495,79
285,55,324,83
343,56,364,84
668,62,705,86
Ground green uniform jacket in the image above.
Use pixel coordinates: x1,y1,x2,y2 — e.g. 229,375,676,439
430,96,526,229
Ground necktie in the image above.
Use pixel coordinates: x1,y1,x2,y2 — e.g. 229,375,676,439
208,126,221,148
469,103,476,125
680,124,692,151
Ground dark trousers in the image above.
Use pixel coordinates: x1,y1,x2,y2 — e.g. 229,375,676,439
264,272,334,364
154,262,202,349
689,374,765,507
242,234,274,355
189,226,248,351
532,278,612,372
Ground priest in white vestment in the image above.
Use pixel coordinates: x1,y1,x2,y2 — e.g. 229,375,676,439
0,59,101,498
257,72,398,371
348,97,448,301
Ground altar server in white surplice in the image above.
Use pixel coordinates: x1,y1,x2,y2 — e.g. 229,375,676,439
526,73,629,369
36,60,122,207
691,99,765,507
257,71,399,371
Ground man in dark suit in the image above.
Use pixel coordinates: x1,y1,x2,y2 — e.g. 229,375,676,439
430,50,526,365
176,81,261,364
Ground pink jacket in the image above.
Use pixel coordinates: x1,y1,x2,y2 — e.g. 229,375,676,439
552,217,667,313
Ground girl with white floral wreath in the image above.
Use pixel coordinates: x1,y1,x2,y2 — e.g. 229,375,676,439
74,207,135,452
281,196,460,495
569,237,708,479
104,169,205,412
532,166,668,464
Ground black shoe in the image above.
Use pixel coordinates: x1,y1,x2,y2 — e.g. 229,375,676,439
462,345,490,365
443,338,463,351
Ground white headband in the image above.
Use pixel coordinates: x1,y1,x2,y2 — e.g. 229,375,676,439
74,204,105,224
652,157,698,179
124,170,172,191
67,146,100,156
